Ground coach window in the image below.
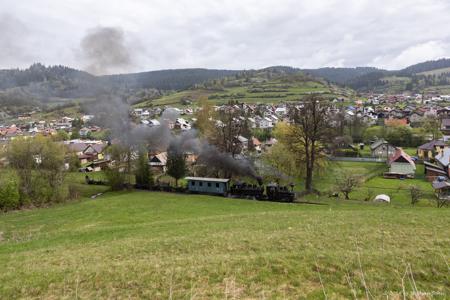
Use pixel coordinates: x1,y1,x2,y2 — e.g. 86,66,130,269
199,182,203,187
216,183,220,188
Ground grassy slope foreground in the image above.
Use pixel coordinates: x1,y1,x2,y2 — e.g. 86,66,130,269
0,192,449,299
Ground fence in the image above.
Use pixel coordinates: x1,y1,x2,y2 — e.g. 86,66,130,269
329,157,387,163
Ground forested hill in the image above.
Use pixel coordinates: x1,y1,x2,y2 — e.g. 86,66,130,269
302,58,450,92
303,67,381,85
103,68,239,90
0,64,240,109
0,63,239,95
2,58,450,111
398,58,450,75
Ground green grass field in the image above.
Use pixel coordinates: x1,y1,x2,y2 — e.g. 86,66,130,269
135,75,354,108
0,189,448,299
301,161,437,206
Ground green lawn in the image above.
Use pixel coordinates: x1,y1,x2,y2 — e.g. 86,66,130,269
0,190,448,299
65,171,110,198
356,146,417,158
300,162,437,206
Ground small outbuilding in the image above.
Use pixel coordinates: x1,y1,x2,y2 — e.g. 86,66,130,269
432,180,450,200
384,148,416,179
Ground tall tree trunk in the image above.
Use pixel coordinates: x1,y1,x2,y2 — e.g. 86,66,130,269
304,141,313,193
305,164,313,192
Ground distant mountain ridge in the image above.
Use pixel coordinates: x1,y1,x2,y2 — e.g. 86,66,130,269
1,58,450,109
302,58,450,92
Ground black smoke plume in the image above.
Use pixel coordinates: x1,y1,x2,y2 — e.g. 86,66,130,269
90,96,260,181
80,26,133,75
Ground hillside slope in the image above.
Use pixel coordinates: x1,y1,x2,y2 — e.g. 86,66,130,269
136,68,353,107
0,64,239,109
0,191,448,298
305,58,450,93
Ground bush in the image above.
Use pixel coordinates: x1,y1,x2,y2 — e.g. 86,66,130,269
0,179,20,211
334,149,359,157
105,167,127,191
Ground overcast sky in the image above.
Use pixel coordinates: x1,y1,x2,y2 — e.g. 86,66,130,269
1,0,450,74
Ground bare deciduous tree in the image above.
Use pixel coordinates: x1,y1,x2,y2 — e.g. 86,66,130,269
289,95,332,192
210,107,247,157
409,186,422,205
335,171,361,200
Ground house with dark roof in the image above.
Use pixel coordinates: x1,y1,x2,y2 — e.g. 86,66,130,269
149,152,168,173
424,161,447,181
370,139,395,158
441,119,450,135
417,140,447,161
432,180,450,200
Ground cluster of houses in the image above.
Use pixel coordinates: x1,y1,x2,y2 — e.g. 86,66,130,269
4,92,450,202
0,115,100,142
336,94,450,130
367,135,450,200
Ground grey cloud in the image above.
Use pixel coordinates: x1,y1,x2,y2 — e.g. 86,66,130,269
0,14,35,68
1,0,450,71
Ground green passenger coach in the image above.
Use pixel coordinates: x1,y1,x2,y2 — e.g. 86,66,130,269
185,177,230,196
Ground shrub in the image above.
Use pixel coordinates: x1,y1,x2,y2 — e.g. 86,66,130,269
0,179,20,211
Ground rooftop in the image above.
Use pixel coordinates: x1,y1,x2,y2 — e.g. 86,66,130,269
185,177,230,183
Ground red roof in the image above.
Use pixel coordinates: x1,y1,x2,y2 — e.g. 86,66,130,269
252,137,261,146
389,148,415,166
385,118,408,126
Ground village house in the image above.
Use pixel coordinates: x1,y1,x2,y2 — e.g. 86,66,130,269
433,148,450,177
0,125,23,140
149,152,168,173
79,127,91,137
237,135,248,151
441,119,450,136
370,139,396,158
409,112,424,126
384,148,416,179
175,118,191,130
424,161,447,181
252,137,262,153
66,141,107,165
247,117,257,128
384,118,408,127
417,140,447,161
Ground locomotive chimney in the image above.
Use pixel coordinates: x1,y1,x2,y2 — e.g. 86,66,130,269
256,176,263,186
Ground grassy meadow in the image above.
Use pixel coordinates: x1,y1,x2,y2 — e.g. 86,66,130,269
301,161,437,206
135,76,353,108
0,161,448,298
0,188,449,299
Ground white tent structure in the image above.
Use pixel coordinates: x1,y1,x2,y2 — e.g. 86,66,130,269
374,194,390,203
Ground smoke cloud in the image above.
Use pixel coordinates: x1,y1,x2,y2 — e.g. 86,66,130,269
80,26,134,75
89,95,259,180
167,130,259,180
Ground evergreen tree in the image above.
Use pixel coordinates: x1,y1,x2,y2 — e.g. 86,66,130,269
135,148,153,189
166,150,187,187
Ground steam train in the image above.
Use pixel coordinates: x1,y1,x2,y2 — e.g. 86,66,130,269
184,177,295,202
86,176,296,203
